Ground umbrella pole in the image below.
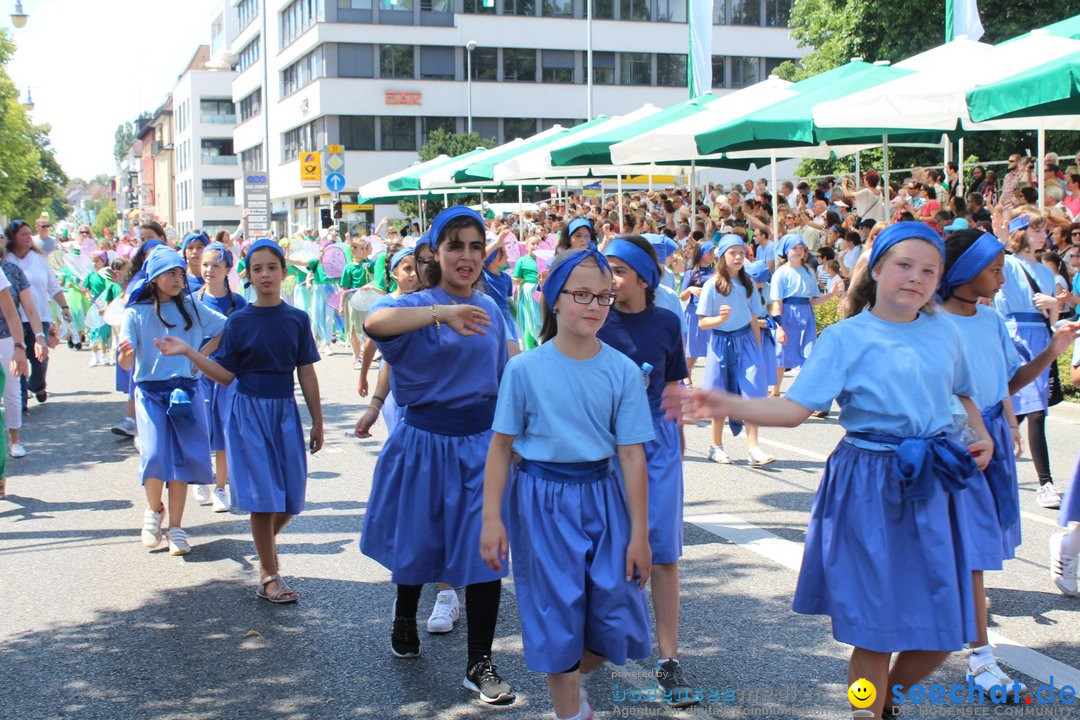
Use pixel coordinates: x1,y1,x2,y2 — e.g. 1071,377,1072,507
518,183,523,221
419,191,425,232
1038,120,1046,213
882,134,891,225
958,137,964,200
854,151,860,185
691,160,697,210
618,174,624,232
443,192,449,208
770,150,778,241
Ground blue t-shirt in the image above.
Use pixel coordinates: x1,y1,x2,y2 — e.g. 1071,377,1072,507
697,276,763,332
121,295,227,383
482,269,512,312
655,284,686,333
680,267,715,308
187,274,205,294
215,302,320,378
492,341,654,462
368,287,508,410
786,310,976,442
769,263,819,302
943,305,1021,413
993,254,1055,322
200,291,248,318
597,305,687,418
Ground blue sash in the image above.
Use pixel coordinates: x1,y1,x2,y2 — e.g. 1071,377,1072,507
137,378,198,426
845,431,976,501
402,398,496,437
784,296,811,306
519,458,612,484
237,371,295,398
1008,312,1045,324
980,403,1019,528
711,324,753,437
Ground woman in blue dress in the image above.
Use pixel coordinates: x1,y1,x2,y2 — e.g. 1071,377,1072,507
679,239,715,383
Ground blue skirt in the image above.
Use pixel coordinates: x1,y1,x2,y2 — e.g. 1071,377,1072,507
683,299,709,357
1008,322,1050,415
199,375,237,453
508,461,651,673
1061,453,1080,526
760,327,778,383
775,299,815,370
955,466,1006,572
226,391,308,514
134,383,212,486
703,326,767,399
793,441,976,652
115,354,132,393
360,422,507,587
613,415,684,565
982,406,1022,559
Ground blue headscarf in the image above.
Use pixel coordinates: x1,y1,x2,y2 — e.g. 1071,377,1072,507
566,217,596,242
541,243,611,309
777,233,806,260
714,233,747,259
604,238,659,290
246,238,285,263
203,242,233,268
643,233,678,262
390,247,415,272
125,246,187,307
939,232,1004,300
180,230,209,255
698,240,717,256
868,221,944,271
745,259,771,283
429,206,485,248
1008,214,1031,234
414,232,432,250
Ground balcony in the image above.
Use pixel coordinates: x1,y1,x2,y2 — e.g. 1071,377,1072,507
201,113,237,124
202,154,238,165
204,196,237,206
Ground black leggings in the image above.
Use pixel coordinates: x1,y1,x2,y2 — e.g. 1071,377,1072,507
395,580,502,665
1018,410,1052,486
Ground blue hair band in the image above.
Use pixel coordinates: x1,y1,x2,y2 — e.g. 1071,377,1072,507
541,243,611,309
713,234,748,260
125,246,187,307
604,239,659,290
869,222,944,271
390,247,415,272
203,242,233,269
745,259,771,283
1008,214,1031,234
777,233,806,259
567,217,595,240
939,232,1004,299
429,206,485,248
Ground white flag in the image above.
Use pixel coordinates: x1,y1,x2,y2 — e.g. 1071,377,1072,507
946,0,984,42
688,0,712,96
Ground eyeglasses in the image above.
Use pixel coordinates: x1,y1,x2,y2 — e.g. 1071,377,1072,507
79,230,91,235
560,289,616,306
37,224,50,229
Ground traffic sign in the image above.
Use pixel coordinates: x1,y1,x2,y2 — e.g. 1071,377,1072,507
326,172,346,193
300,152,321,187
244,173,271,234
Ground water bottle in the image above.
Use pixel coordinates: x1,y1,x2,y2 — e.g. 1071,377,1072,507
641,362,653,389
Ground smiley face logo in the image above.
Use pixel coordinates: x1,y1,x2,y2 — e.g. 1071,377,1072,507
848,678,876,708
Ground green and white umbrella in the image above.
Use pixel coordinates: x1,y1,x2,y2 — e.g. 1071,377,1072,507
966,49,1080,124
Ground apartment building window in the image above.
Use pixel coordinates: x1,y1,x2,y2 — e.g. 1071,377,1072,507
237,38,260,72
200,99,235,124
729,0,761,25
620,52,651,85
421,0,453,11
655,0,686,22
240,145,264,173
503,49,536,82
380,45,414,79
541,50,574,83
341,116,376,150
473,118,499,140
619,0,649,21
711,56,725,87
380,116,416,151
238,0,258,29
542,0,572,17
656,54,686,86
282,118,327,162
281,0,323,48
339,43,375,78
592,52,615,84
210,15,224,56
422,116,455,142
540,117,579,131
176,101,187,133
505,0,535,16
764,0,791,26
504,118,536,140
462,0,496,13
338,0,372,7
201,139,236,165
203,179,236,206
594,0,614,18
470,47,498,80
238,89,262,122
420,46,455,80
730,56,760,87
380,0,414,11
282,46,327,96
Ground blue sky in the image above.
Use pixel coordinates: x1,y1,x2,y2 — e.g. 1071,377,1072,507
6,0,219,180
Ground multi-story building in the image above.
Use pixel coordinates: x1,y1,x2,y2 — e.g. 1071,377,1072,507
218,0,805,234
172,45,243,237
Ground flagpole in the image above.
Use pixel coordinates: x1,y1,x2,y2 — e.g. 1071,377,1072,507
586,0,593,120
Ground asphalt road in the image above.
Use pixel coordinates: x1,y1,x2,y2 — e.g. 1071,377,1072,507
1,347,1077,720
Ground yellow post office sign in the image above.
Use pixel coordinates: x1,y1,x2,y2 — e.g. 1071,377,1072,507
300,152,321,187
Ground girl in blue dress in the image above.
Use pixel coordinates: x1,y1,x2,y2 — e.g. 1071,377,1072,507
679,240,716,383
745,259,779,397
180,231,209,294
156,239,323,604
482,244,653,720
664,222,994,719
597,235,696,708
558,216,596,252
939,227,1080,690
697,235,774,467
119,246,227,557
362,206,514,705
195,243,247,512
769,233,838,390
481,240,519,345
992,212,1063,510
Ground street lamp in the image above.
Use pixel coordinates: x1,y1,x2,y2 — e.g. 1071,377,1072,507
10,0,27,28
466,40,477,134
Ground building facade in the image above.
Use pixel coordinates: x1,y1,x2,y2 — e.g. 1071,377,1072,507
219,0,804,234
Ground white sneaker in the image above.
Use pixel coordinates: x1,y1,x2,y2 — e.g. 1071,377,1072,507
105,355,115,366
1050,531,1079,596
968,659,1028,695
141,506,164,548
9,443,26,459
747,448,775,466
167,527,191,556
321,343,333,357
426,590,460,633
707,445,732,464
88,356,100,367
111,417,137,437
352,358,363,370
212,486,230,513
1036,483,1062,509
193,485,212,505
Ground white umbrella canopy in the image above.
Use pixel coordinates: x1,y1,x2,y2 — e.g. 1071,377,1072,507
813,32,1080,132
609,76,796,165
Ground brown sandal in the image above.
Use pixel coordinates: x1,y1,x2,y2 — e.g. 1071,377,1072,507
256,574,298,604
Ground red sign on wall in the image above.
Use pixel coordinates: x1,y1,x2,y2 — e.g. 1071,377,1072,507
385,91,422,106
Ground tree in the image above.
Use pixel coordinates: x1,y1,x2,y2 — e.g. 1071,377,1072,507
91,199,117,237
397,129,498,218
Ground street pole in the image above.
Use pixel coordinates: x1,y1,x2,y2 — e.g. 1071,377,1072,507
586,0,593,120
466,41,477,134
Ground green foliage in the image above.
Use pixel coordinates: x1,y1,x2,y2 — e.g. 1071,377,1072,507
1058,352,1080,402
398,130,498,217
814,296,842,334
91,201,117,238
